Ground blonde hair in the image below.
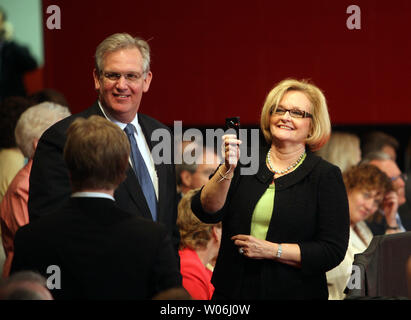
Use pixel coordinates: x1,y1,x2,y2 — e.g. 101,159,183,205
260,78,331,151
15,102,71,158
177,189,221,250
316,132,361,172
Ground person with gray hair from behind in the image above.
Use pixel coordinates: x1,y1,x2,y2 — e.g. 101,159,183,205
0,271,53,300
361,151,411,234
0,102,71,278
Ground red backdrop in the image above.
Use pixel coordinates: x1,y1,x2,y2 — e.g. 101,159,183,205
41,0,411,127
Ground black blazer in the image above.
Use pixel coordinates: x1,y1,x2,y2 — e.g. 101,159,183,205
12,197,182,299
192,145,350,299
28,102,179,249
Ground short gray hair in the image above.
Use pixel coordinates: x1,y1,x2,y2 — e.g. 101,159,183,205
175,162,198,186
175,146,220,186
360,151,391,164
0,271,51,300
95,33,151,74
15,102,71,158
175,147,200,186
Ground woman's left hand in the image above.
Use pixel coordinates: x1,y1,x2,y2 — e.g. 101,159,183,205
231,234,275,260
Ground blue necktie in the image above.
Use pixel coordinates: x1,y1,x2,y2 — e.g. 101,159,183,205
124,124,157,221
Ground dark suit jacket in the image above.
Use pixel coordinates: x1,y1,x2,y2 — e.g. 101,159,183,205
11,197,182,299
28,102,180,250
399,202,411,231
367,206,411,236
191,146,350,299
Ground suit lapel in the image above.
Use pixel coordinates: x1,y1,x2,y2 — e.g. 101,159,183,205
121,166,153,220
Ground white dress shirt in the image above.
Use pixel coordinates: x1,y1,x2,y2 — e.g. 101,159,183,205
71,191,115,201
97,102,159,199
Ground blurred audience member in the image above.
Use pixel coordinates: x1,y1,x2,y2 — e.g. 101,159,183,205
0,7,12,41
405,137,411,175
401,137,411,230
362,152,410,233
177,189,222,300
29,88,70,110
176,147,220,204
327,164,393,300
407,256,411,300
316,131,361,173
361,131,399,161
0,270,53,300
0,102,71,277
0,7,37,101
152,287,192,300
10,116,182,299
0,96,31,202
0,96,30,275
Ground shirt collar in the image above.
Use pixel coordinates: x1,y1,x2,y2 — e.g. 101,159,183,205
71,191,115,201
97,100,139,131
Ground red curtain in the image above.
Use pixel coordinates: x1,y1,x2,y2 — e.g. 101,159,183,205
41,0,411,126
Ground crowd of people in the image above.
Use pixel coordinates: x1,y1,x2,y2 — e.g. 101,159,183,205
0,31,410,300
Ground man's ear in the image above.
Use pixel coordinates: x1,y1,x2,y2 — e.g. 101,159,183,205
211,225,221,242
180,170,192,188
143,71,152,92
32,138,39,155
93,68,101,91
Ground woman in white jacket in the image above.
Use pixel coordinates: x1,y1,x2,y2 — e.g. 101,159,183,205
326,163,395,300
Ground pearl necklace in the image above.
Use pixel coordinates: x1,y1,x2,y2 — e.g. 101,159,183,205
266,148,306,175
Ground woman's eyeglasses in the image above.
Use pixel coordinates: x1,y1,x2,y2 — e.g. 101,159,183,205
271,106,313,119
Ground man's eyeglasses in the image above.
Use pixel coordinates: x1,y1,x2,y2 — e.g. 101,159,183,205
391,173,408,182
102,72,144,83
271,106,313,119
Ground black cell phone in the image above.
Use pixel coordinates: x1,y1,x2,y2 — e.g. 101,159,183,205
225,116,240,138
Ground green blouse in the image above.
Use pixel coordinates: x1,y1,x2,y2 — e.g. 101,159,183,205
250,153,307,240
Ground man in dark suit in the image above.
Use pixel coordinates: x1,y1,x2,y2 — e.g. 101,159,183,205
12,116,182,299
362,151,409,234
28,33,179,250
